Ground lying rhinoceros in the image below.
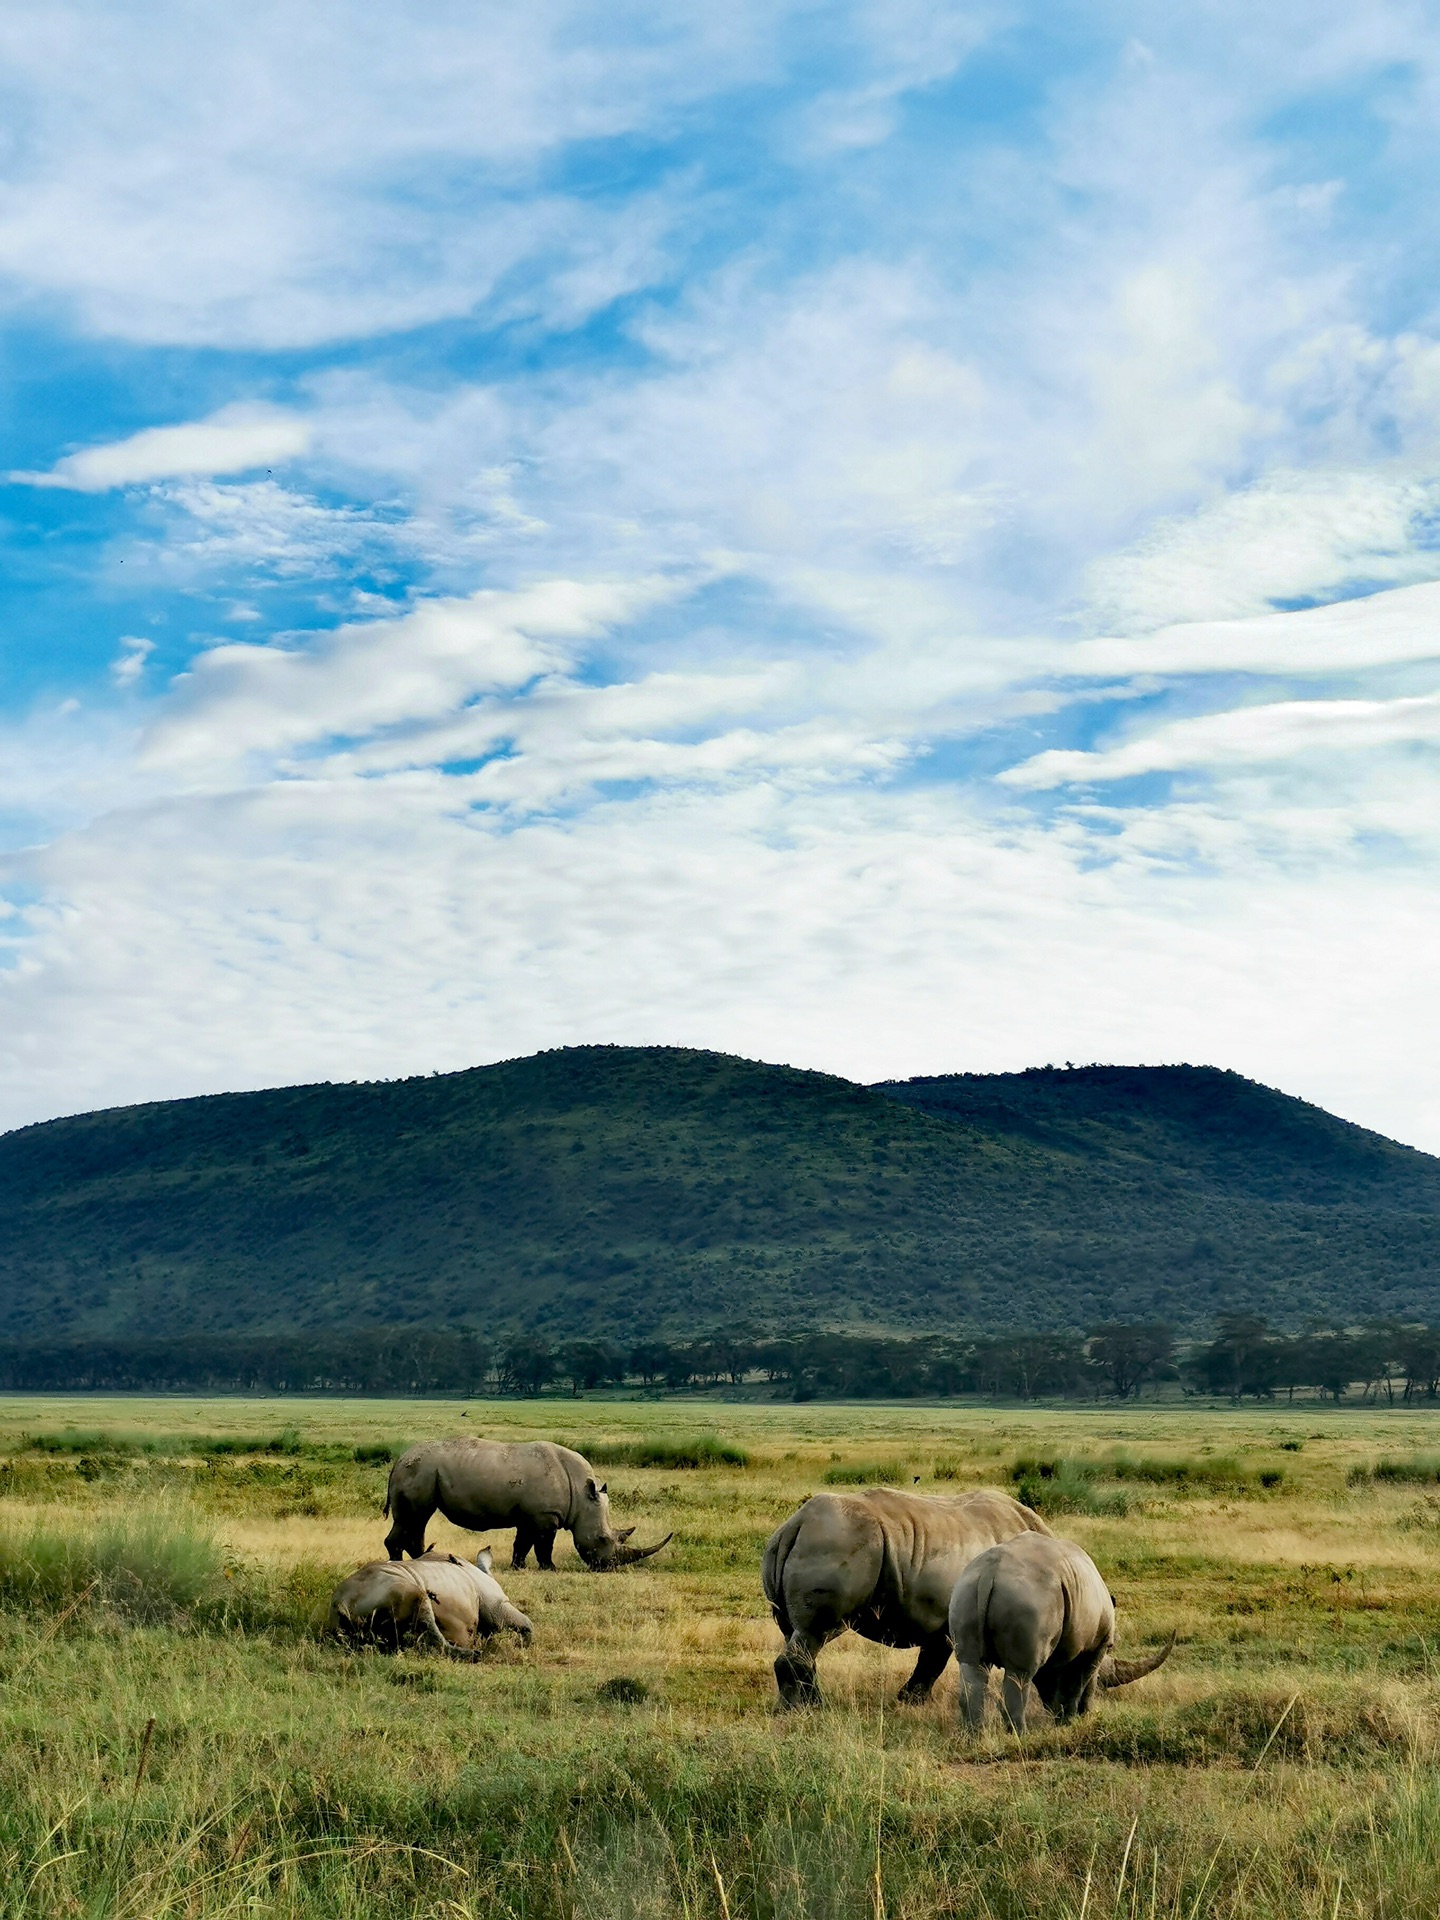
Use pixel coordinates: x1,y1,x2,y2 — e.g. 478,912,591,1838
950,1531,1174,1732
383,1438,672,1570
762,1486,1051,1706
326,1546,533,1656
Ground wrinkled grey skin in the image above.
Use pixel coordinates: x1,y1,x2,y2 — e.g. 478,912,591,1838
326,1546,533,1657
384,1438,672,1570
950,1532,1175,1733
762,1487,1052,1706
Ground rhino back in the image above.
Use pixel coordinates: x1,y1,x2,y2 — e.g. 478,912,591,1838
419,1439,578,1528
857,1488,1051,1638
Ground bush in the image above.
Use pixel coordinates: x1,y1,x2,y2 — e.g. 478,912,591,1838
822,1460,910,1486
1100,1452,1247,1489
1350,1455,1440,1485
1010,1457,1130,1516
576,1435,748,1469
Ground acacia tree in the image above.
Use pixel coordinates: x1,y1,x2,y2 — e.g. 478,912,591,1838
499,1336,556,1396
1087,1324,1173,1399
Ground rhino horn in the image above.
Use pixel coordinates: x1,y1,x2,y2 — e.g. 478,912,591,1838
616,1526,637,1543
600,1532,674,1569
1099,1630,1177,1689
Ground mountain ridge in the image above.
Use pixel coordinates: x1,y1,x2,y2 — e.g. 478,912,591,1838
2,1045,1438,1341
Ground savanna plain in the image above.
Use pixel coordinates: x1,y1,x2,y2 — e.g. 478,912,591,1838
5,1395,1440,1919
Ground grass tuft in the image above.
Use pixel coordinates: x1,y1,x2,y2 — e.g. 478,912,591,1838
1350,1454,1440,1485
821,1459,910,1486
1011,1457,1131,1516
575,1435,749,1469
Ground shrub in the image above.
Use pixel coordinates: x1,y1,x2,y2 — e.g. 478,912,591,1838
1100,1452,1247,1489
1355,1455,1440,1485
576,1435,748,1469
823,1460,910,1486
1010,1457,1130,1516
353,1442,403,1465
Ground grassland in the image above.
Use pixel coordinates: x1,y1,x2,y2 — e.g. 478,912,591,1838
6,1394,1440,1916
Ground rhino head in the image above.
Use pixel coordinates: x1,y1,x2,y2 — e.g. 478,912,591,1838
573,1476,673,1570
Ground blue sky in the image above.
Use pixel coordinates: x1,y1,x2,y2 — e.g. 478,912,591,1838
3,0,1440,1146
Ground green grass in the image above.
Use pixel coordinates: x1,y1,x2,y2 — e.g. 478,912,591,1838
1351,1454,1440,1485
4,1393,1440,1915
574,1434,750,1469
821,1459,910,1485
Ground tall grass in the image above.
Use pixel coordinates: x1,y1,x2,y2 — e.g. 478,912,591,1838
1350,1454,1440,1485
0,1506,228,1621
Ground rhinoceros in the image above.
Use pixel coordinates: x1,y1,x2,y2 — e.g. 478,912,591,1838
383,1438,672,1570
950,1531,1174,1732
761,1486,1052,1706
326,1546,533,1656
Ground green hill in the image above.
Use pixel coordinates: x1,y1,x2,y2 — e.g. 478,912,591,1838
2,1047,1439,1341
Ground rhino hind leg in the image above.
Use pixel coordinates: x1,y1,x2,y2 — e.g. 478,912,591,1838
958,1660,989,1732
1000,1670,1032,1735
897,1633,952,1703
511,1523,535,1570
774,1631,824,1708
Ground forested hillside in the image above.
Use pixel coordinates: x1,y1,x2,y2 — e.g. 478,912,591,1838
2,1047,1439,1343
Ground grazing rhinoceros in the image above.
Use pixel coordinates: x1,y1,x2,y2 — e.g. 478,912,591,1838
950,1531,1175,1733
383,1438,672,1570
761,1486,1052,1706
326,1547,533,1656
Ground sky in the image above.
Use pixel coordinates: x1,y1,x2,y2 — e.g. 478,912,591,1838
3,0,1440,1148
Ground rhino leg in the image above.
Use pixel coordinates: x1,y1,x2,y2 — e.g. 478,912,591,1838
384,1498,430,1561
897,1632,952,1703
1000,1671,1032,1735
1043,1646,1108,1723
774,1631,824,1708
511,1523,535,1571
958,1660,989,1732
533,1528,557,1571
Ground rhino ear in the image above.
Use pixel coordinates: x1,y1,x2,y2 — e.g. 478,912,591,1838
586,1476,600,1501
600,1482,607,1497
477,1546,493,1574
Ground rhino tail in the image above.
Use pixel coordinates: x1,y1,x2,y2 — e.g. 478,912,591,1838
762,1512,805,1637
972,1554,997,1663
1100,1629,1177,1689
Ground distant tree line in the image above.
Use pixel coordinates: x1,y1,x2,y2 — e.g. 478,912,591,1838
1181,1314,1440,1403
2,1315,1438,1402
0,1323,1178,1399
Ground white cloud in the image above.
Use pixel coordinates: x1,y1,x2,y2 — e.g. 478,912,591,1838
110,635,154,686
141,577,678,775
0,2,968,348
1003,689,1440,789
1087,470,1440,633
14,405,311,490
1067,579,1440,681
6,767,1440,1155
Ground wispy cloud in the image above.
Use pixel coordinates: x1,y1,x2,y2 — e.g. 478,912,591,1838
13,405,311,490
4,1,1440,1152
